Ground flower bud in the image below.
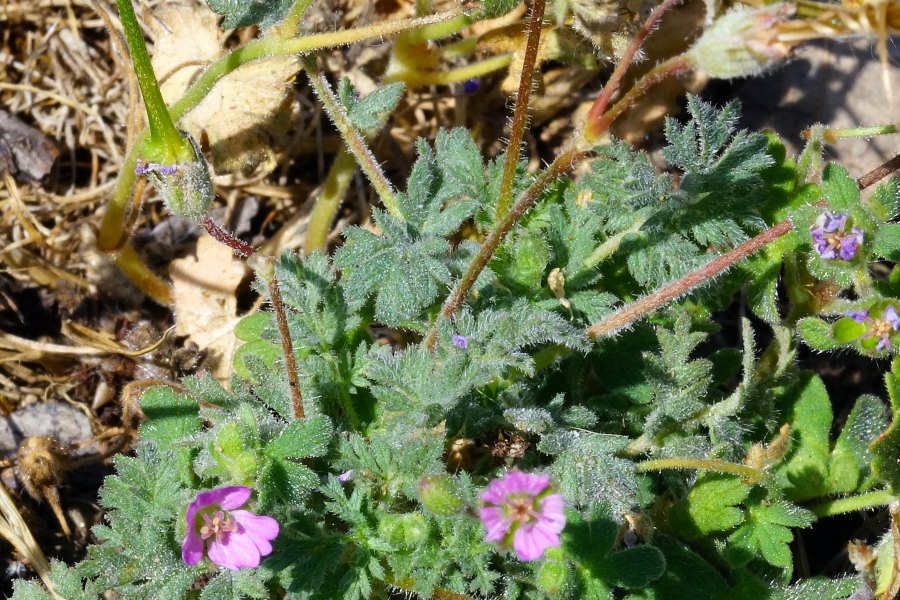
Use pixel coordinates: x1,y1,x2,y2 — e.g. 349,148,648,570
686,4,794,79
536,548,571,596
418,474,465,516
136,134,214,220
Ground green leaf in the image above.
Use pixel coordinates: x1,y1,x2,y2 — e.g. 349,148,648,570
199,570,270,600
775,373,832,501
267,416,334,459
139,386,200,447
234,311,271,341
669,473,750,540
623,536,729,600
338,79,404,131
866,176,900,221
874,223,900,260
205,0,293,28
872,357,900,492
832,316,866,344
725,491,813,570
11,561,99,600
827,394,888,493
821,162,860,210
797,317,842,350
477,0,520,18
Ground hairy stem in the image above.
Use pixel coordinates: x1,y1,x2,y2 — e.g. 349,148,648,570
583,0,684,142
584,151,900,340
305,60,400,219
115,244,173,305
585,55,693,141
496,0,546,220
263,257,305,420
635,457,765,483
276,0,314,38
202,216,257,257
808,490,895,518
393,53,514,87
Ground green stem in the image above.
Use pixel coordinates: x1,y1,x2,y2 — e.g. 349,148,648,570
277,0,314,37
821,124,898,144
386,53,513,87
635,457,766,483
305,148,358,254
809,490,895,518
583,214,647,269
114,0,191,162
305,60,399,218
400,13,471,45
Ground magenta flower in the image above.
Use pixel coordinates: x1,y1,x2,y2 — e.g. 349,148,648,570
182,486,279,571
848,307,900,350
479,471,566,561
810,212,863,261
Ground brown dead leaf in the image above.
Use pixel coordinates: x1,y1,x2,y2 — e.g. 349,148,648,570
151,3,301,175
170,234,248,383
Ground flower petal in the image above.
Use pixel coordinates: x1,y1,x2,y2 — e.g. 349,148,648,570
207,532,261,571
193,486,252,512
181,530,204,566
479,506,511,542
512,522,559,561
232,511,279,556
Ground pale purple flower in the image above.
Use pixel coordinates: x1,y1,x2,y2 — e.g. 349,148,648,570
810,212,864,261
451,334,469,350
479,471,565,561
135,161,178,176
182,486,279,571
846,307,900,350
337,470,354,483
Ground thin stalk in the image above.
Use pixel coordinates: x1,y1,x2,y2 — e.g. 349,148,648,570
585,55,693,140
305,60,400,219
585,218,795,340
113,0,192,162
115,244,173,305
393,53,514,87
263,257,305,420
635,457,766,483
583,0,684,142
808,490,894,518
816,123,898,144
276,0,314,38
305,148,357,254
583,214,648,269
202,216,257,257
496,0,546,220
584,151,900,340
425,145,587,349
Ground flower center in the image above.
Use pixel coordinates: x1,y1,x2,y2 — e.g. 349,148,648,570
200,510,239,542
507,495,537,524
872,318,894,339
823,231,844,250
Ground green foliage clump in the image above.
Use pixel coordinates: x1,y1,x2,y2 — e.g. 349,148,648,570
20,90,900,600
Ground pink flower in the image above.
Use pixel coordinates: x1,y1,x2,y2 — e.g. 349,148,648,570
182,486,279,570
479,471,566,561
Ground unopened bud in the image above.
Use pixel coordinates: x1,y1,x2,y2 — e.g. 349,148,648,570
536,547,571,596
686,4,795,79
136,134,214,220
418,474,464,516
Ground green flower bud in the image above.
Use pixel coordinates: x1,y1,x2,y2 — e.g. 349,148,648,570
418,475,465,516
686,4,794,79
378,513,430,548
136,134,214,220
536,547,572,597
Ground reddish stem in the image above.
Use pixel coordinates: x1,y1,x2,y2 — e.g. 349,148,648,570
584,152,900,340
584,0,683,141
495,0,546,219
201,216,257,257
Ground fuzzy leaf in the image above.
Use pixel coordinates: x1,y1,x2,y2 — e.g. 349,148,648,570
827,394,888,493
775,373,832,501
338,79,404,131
205,0,292,28
725,491,813,570
669,473,751,540
267,416,334,459
872,357,900,492
797,317,843,350
821,163,859,211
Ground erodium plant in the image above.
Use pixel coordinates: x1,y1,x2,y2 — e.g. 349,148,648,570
13,0,900,599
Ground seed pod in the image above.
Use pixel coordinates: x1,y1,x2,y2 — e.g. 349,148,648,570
418,474,465,516
136,134,214,220
16,436,72,535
